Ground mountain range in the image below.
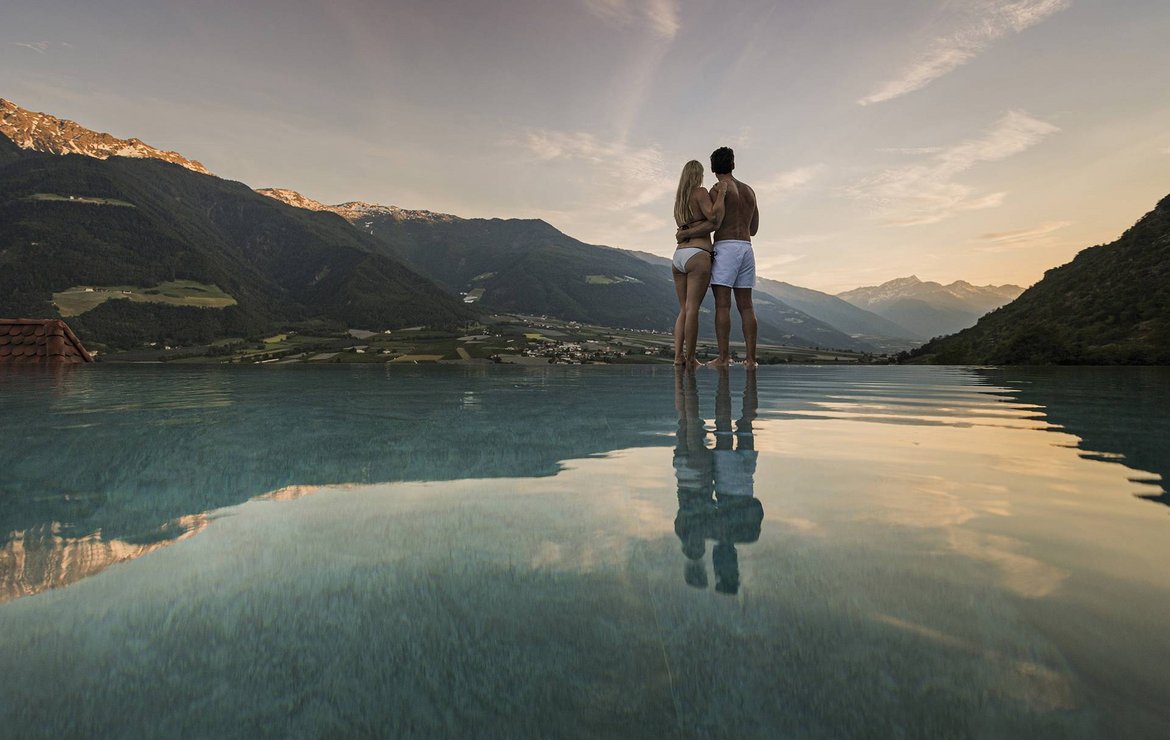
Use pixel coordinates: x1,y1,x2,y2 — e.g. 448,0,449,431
4,96,1057,355
257,188,895,352
912,195,1170,364
0,129,470,349
837,276,1023,340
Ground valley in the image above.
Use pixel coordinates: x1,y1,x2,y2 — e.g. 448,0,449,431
103,313,871,365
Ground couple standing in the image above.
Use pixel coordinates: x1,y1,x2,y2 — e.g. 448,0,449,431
672,146,760,369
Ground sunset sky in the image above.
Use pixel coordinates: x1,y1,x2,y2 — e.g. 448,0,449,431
3,0,1168,292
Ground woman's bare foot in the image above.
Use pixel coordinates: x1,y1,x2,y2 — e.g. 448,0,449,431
706,356,733,368
743,359,759,370
673,357,685,366
686,358,701,370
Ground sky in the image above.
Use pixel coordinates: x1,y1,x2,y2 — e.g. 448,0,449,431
2,0,1169,293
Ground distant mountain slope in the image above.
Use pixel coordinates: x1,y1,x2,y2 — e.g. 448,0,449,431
0,98,210,174
912,195,1170,365
624,249,914,345
260,188,874,351
838,275,1023,339
0,142,470,349
753,277,918,349
526,242,877,352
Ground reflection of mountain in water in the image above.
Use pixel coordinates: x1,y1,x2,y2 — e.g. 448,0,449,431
0,516,207,603
0,365,682,596
7,363,1163,601
977,368,1170,508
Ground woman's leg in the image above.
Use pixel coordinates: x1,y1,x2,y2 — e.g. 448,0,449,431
672,267,688,365
683,253,712,366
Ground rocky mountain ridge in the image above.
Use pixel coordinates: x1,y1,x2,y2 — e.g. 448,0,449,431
0,98,210,175
837,275,1024,339
256,188,461,224
838,275,1022,310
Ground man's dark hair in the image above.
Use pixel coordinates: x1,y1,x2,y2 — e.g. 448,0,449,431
710,147,735,175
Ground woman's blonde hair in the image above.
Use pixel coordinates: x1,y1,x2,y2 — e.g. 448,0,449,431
674,160,704,227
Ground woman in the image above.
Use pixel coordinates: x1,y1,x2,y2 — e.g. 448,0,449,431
672,160,726,367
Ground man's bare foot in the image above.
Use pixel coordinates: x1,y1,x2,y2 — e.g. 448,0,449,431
743,359,758,370
687,358,701,370
706,357,732,368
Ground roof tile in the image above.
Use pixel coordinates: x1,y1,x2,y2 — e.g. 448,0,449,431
0,319,93,363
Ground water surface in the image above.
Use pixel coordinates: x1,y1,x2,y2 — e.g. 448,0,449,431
0,365,1168,737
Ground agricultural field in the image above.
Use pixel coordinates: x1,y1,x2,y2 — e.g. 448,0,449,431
584,275,643,285
53,280,238,317
26,193,135,207
98,313,873,365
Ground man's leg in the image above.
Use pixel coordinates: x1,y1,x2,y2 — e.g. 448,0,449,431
734,287,757,368
710,285,733,366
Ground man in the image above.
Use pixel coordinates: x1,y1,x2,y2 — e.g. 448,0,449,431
676,146,759,368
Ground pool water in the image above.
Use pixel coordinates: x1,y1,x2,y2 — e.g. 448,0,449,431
0,365,1167,737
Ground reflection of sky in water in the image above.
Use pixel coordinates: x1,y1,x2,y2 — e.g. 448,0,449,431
0,365,1168,736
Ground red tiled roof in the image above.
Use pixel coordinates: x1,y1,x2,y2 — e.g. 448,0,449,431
0,319,93,363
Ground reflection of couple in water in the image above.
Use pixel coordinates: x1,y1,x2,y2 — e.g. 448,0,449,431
672,146,760,369
673,367,763,595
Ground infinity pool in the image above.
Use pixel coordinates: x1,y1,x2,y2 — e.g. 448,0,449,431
1,365,1167,737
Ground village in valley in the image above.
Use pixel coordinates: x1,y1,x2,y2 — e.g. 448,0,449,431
98,313,873,366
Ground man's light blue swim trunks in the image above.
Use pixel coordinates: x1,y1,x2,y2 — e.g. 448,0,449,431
711,240,756,289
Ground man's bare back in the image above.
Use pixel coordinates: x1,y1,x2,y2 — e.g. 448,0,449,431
713,175,758,243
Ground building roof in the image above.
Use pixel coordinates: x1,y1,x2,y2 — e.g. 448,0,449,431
0,319,93,363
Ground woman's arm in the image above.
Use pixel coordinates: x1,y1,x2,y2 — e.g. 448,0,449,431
676,183,727,241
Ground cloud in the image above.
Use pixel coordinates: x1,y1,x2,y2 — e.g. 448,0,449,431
12,41,73,55
859,0,1071,106
757,251,807,274
980,221,1071,244
583,0,680,39
727,127,753,148
879,147,945,155
756,165,826,197
522,128,674,208
976,221,1071,252
850,111,1059,226
509,127,681,251
14,42,50,54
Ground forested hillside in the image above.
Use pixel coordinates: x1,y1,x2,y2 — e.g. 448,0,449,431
0,141,470,348
911,195,1170,365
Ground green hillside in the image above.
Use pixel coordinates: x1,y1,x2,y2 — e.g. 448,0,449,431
361,214,876,351
0,143,471,349
911,195,1170,365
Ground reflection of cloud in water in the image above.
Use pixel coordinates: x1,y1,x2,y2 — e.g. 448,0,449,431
859,472,1066,598
869,475,1011,529
872,613,1075,711
946,530,1068,599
